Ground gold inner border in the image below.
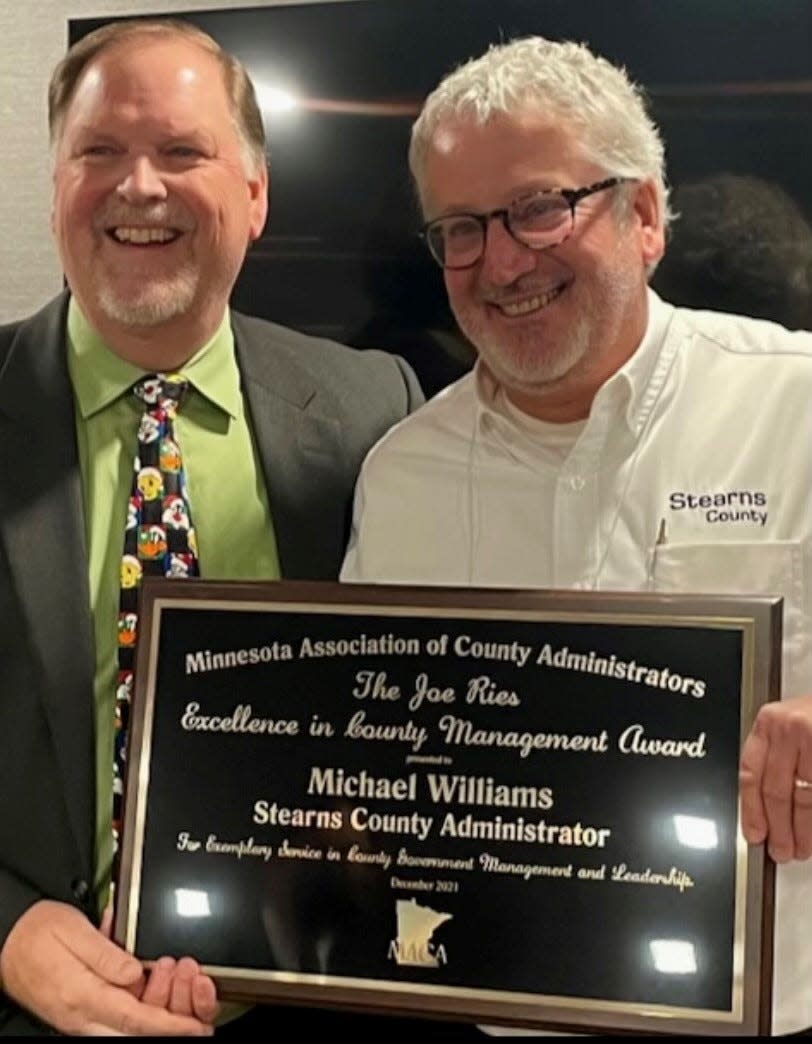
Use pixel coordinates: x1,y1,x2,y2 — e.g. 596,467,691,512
127,596,757,1026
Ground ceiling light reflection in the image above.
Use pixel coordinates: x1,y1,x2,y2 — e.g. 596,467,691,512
650,938,697,975
674,814,719,849
175,888,211,918
256,84,299,114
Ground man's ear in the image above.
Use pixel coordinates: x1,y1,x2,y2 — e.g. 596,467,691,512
632,178,665,269
50,173,58,237
248,163,269,242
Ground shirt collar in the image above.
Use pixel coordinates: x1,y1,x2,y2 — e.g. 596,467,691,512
66,297,240,420
473,287,675,437
613,288,675,437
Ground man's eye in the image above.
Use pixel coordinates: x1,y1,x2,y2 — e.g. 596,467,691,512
82,145,117,158
445,219,480,242
166,146,203,159
513,196,565,224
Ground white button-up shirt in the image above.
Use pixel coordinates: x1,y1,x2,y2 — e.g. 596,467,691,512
343,290,812,1034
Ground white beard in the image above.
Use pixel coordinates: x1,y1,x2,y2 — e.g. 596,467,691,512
453,245,642,395
97,266,198,327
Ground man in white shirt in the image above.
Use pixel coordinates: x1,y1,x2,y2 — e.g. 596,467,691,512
342,36,812,1034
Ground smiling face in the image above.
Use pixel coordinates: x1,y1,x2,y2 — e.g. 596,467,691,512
421,109,663,419
51,34,267,361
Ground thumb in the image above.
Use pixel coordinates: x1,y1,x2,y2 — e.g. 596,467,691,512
739,723,769,844
62,915,144,989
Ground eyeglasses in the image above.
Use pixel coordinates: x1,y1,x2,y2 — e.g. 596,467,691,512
420,176,635,270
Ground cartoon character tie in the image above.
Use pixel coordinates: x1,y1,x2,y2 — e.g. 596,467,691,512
114,373,199,861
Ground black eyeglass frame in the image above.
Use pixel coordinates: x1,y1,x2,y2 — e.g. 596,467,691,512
419,176,636,270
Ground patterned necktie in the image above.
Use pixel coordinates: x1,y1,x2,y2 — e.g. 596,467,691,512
113,373,199,856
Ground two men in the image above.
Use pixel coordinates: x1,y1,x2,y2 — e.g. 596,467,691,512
343,37,812,1034
0,19,420,1035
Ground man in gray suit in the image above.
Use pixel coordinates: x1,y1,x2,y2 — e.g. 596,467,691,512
0,19,421,1035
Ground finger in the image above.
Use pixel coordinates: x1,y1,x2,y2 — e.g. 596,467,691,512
141,956,176,1007
793,743,812,860
191,973,219,1024
108,1009,213,1036
99,905,114,940
94,981,213,1036
169,956,198,1016
793,784,812,859
739,715,770,843
85,1021,125,1037
759,711,798,862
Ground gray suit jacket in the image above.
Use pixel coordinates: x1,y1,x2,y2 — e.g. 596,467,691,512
0,293,422,1033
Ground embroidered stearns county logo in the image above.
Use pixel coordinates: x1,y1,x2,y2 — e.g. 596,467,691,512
388,898,452,967
668,489,768,527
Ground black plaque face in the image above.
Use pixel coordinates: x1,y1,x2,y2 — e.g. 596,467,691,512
114,581,780,1035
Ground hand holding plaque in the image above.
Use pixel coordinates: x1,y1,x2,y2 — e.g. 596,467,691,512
739,693,812,862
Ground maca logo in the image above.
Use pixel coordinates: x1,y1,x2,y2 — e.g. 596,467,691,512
668,489,768,527
388,898,452,968
388,939,449,966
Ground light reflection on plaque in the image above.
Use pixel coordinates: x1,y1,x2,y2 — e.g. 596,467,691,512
674,815,719,850
175,888,212,919
651,939,699,975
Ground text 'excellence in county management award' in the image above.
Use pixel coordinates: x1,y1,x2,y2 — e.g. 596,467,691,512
114,580,780,1036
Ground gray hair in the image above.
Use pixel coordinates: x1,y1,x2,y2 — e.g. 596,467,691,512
409,36,671,232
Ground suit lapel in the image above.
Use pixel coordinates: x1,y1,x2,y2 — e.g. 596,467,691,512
0,294,95,861
232,313,348,580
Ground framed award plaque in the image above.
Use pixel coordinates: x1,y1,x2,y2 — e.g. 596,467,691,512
114,580,780,1035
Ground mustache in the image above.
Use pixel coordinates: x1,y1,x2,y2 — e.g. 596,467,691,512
484,277,568,303
95,204,194,231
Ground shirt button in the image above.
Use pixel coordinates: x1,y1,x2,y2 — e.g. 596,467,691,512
71,878,91,905
567,476,585,492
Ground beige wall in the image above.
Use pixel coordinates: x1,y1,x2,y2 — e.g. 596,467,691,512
0,0,346,322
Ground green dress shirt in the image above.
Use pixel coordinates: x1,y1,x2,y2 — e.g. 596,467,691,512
66,299,281,909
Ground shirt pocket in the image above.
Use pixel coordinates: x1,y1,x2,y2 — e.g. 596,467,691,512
651,540,808,699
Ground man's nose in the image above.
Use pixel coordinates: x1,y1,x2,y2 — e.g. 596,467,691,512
480,214,538,286
115,156,168,204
